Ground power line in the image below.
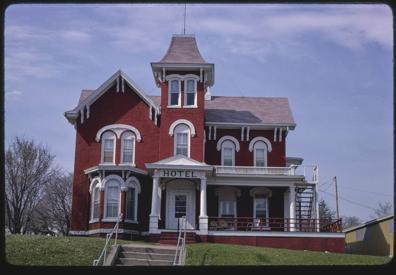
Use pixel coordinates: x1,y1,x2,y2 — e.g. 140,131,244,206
319,189,377,211
339,186,393,197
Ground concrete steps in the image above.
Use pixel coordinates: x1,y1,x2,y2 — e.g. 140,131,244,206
114,244,176,266
159,231,197,245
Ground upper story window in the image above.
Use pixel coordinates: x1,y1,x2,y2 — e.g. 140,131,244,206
101,131,116,164
169,79,181,106
222,140,235,166
174,124,190,157
121,131,135,165
216,136,240,166
249,137,272,167
184,79,197,107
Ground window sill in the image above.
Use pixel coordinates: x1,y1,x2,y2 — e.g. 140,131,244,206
124,219,138,224
101,218,118,222
99,162,116,166
119,163,136,167
89,219,100,224
183,105,198,109
167,105,181,108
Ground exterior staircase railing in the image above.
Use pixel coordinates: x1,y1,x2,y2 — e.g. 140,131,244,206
93,213,123,266
173,216,187,266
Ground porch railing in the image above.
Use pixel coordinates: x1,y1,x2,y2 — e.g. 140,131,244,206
93,213,123,266
207,217,342,233
214,165,319,183
173,216,187,266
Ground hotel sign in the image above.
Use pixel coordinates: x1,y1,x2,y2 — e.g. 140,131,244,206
161,169,198,178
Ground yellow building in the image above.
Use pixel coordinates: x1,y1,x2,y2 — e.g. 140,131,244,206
344,215,393,256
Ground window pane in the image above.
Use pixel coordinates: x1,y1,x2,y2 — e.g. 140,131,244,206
223,148,233,166
103,139,114,163
220,201,235,217
176,133,188,156
122,138,133,163
93,188,100,219
256,148,265,167
103,151,113,163
104,139,113,149
175,195,186,218
170,93,179,105
186,80,195,93
186,92,195,106
126,188,135,220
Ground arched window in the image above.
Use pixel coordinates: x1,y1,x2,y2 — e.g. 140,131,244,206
221,140,235,166
90,178,101,222
184,79,197,107
174,124,190,157
253,141,267,167
101,131,116,164
123,177,141,223
216,136,240,166
121,131,135,165
249,137,272,167
168,79,181,106
104,178,121,219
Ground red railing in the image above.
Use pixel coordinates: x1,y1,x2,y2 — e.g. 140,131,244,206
207,217,342,233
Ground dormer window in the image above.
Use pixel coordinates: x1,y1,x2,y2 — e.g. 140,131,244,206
169,79,181,107
216,136,240,167
101,131,116,164
249,137,272,167
184,79,197,107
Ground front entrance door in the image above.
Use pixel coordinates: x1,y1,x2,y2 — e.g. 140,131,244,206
166,182,196,229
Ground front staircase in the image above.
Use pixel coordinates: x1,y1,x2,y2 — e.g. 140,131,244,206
159,231,197,245
114,244,176,266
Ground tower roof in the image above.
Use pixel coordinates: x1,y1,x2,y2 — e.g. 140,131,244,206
159,34,207,64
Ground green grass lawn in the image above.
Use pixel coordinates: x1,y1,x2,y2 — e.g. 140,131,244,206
186,243,391,265
5,234,146,266
6,235,391,266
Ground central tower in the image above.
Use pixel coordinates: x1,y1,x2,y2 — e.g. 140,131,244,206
151,34,214,162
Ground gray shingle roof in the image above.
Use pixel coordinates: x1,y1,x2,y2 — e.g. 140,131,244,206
78,93,294,125
205,96,295,125
159,35,207,64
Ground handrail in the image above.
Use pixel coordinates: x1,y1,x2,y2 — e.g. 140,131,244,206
93,213,123,266
173,216,187,266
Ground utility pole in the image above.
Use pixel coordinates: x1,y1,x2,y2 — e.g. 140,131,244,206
334,176,340,219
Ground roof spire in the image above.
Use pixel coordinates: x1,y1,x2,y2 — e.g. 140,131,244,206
183,3,186,35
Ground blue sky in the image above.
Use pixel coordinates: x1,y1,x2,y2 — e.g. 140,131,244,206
4,4,393,221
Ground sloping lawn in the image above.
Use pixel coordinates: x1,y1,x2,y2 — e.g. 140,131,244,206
5,234,146,266
186,243,391,265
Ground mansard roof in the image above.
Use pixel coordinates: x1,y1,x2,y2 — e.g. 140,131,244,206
205,96,295,127
159,34,207,64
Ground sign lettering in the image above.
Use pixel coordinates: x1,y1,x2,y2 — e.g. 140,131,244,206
161,169,198,178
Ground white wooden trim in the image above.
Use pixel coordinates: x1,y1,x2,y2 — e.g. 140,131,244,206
100,131,116,165
96,124,142,142
248,136,272,152
168,119,196,137
216,136,240,152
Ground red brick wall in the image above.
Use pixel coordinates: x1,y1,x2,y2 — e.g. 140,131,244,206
205,129,286,167
70,83,160,231
158,80,205,162
204,235,345,253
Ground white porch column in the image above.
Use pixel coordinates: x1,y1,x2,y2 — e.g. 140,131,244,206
149,175,160,233
199,177,208,234
283,190,290,232
289,186,296,232
314,184,320,232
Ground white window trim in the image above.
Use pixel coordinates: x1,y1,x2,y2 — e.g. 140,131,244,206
103,175,123,220
167,77,181,107
248,136,272,152
96,124,142,142
173,124,191,158
221,141,235,166
169,119,196,137
120,131,136,166
100,131,116,165
216,136,240,152
184,78,197,108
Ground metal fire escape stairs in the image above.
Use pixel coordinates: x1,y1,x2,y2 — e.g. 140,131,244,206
295,184,316,231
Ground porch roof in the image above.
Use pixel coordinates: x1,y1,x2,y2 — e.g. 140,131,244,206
145,155,213,171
